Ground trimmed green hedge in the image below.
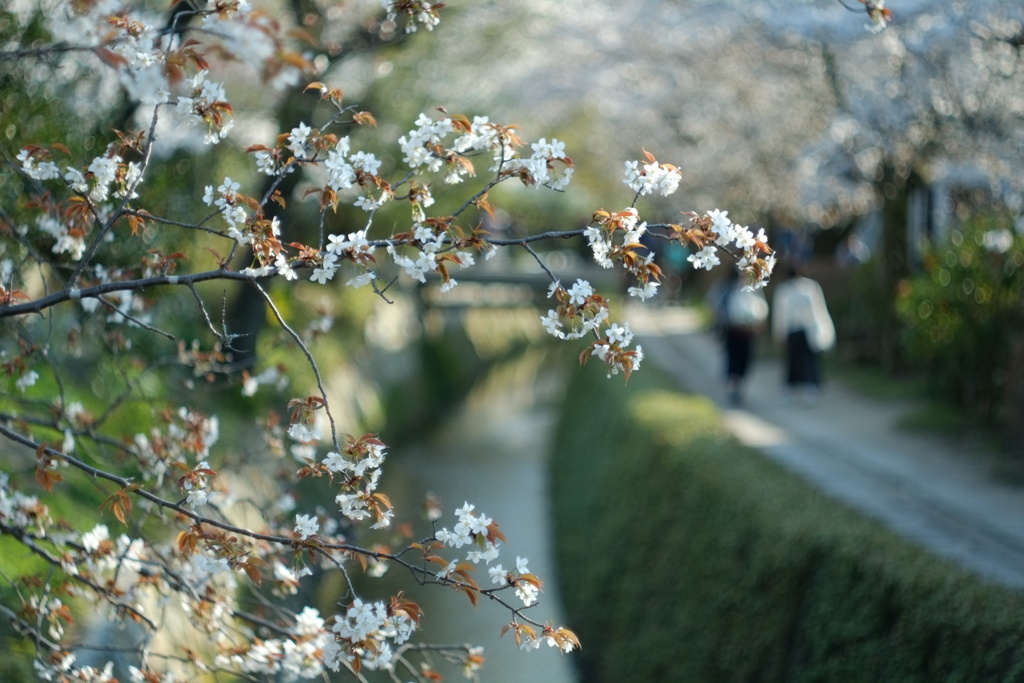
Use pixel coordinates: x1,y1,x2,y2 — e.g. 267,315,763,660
550,364,1024,682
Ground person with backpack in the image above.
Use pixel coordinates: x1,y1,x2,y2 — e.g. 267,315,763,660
713,269,769,406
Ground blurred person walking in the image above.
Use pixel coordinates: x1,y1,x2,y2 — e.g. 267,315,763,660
711,270,769,406
771,265,835,404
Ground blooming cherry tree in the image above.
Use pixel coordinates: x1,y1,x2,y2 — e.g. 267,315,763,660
0,1,882,680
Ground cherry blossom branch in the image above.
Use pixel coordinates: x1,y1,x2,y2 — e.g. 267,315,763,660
0,269,268,319
0,420,562,654
0,521,155,630
0,44,98,60
96,296,176,340
68,108,161,288
0,228,602,321
122,209,230,237
14,432,557,647
520,241,560,285
251,280,340,451
187,282,248,352
0,426,454,583
0,602,60,652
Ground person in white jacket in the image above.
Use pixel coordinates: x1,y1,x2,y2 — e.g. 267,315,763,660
771,266,835,402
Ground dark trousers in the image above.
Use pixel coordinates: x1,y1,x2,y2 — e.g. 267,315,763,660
785,329,820,387
725,327,756,380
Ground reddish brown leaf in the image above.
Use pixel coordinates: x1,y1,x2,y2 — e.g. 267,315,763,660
35,467,62,493
353,111,377,127
243,562,263,586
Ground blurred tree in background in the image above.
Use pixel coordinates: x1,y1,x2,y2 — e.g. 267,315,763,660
897,216,1024,429
398,1,1023,388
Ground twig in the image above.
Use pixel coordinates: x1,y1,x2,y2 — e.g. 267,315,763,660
251,281,340,452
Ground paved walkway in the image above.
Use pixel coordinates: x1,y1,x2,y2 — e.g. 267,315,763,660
629,304,1024,590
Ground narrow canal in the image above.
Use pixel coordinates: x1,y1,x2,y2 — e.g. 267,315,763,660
392,348,579,683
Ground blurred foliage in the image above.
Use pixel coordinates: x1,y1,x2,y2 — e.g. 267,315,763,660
551,355,1024,683
896,216,1024,423
0,592,35,683
829,256,897,365
1,8,77,153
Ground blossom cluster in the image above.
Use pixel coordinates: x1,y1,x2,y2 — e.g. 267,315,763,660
864,1,893,33
322,596,419,672
295,433,394,530
233,109,575,291
540,278,608,338
539,277,647,378
383,0,444,33
488,555,541,608
46,0,300,105
78,523,148,580
624,157,682,197
683,209,776,289
0,472,51,535
435,502,501,558
49,1,171,106
431,500,557,653
160,122,482,311
589,321,645,379
387,221,480,291
585,206,663,301
399,112,574,190
217,606,332,680
176,70,235,145
325,230,378,288
14,144,142,261
35,653,116,683
131,407,221,488
203,177,257,243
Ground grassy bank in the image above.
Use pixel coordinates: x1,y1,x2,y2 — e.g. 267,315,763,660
550,363,1024,682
